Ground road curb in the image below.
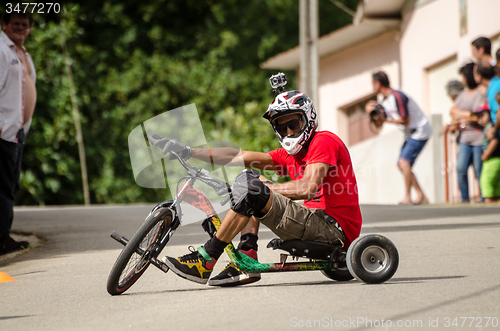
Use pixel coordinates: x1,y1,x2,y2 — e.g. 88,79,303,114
0,232,44,262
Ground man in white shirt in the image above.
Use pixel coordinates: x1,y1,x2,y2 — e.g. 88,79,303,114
366,71,432,205
0,12,37,255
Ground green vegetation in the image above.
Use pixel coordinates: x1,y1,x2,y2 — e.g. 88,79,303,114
1,0,358,205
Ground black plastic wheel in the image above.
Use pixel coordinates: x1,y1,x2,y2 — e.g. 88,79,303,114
321,266,354,282
107,206,173,295
346,234,399,284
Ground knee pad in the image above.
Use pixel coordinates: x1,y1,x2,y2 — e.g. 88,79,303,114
230,169,271,217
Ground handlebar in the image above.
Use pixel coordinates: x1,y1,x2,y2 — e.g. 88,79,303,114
220,193,231,206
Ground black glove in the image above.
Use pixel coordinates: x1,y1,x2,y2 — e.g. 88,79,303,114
163,139,192,160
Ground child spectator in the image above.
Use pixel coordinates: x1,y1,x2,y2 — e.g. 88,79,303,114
471,37,496,66
475,103,500,203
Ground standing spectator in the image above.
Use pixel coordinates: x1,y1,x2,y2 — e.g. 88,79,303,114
475,61,500,144
450,63,486,203
441,80,464,135
0,12,37,255
471,37,496,66
474,61,500,133
366,71,432,205
446,79,465,102
474,104,500,204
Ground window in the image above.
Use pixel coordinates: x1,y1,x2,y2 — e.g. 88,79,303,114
459,0,467,36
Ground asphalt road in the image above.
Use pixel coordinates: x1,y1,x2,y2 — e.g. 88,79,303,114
0,203,499,331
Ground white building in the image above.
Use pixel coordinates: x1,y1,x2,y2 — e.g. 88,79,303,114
262,0,500,204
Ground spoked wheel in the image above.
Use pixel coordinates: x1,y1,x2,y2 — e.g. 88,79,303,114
107,207,173,295
346,234,399,284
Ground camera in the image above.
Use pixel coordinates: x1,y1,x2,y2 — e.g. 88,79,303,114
369,104,386,120
369,104,386,130
269,72,288,93
370,104,385,118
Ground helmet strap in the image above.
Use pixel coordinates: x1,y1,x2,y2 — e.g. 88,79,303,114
300,129,317,153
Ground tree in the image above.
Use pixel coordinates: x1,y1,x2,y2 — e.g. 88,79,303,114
5,0,359,205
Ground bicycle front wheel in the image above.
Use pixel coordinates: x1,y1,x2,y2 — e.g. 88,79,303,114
107,207,173,295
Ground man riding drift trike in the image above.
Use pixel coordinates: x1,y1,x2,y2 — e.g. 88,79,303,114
106,73,399,295
162,73,363,286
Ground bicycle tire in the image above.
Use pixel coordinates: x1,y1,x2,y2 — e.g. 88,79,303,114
107,206,173,295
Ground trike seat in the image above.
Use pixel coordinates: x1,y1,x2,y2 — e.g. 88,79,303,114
267,238,343,260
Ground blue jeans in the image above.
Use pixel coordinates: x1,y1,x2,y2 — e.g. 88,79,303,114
456,143,483,202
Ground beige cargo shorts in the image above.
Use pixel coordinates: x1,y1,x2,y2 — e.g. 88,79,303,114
255,191,344,245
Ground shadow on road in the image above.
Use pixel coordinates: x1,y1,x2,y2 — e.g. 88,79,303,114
384,275,466,284
0,315,34,321
364,222,500,233
118,275,466,296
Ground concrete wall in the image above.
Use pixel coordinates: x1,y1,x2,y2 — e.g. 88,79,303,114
400,0,500,111
317,30,400,142
350,115,443,204
315,0,500,204
425,57,459,119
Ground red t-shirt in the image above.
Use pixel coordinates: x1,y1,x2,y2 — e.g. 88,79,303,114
268,131,362,247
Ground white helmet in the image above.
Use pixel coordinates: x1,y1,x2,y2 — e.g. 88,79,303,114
263,90,318,155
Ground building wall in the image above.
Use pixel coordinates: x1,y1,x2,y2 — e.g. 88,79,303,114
350,114,443,204
400,0,500,111
425,56,459,119
315,0,500,204
317,30,400,142
399,0,461,111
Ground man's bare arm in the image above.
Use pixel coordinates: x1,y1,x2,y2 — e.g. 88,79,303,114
450,104,475,121
267,163,329,200
191,148,276,170
493,110,500,135
482,138,499,161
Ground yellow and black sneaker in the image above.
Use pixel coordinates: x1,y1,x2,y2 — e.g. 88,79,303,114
208,249,261,287
163,246,217,284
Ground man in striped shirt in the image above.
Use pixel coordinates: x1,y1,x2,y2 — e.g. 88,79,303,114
366,71,432,205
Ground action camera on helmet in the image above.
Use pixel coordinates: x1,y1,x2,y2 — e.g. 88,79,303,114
269,73,288,93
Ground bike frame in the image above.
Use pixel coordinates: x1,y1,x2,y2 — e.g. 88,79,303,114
109,136,398,293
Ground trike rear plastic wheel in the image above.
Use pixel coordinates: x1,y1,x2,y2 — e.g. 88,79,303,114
346,234,398,284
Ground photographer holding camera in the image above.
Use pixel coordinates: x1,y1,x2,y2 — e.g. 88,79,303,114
366,71,432,205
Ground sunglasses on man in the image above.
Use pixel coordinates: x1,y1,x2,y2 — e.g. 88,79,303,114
274,118,303,136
